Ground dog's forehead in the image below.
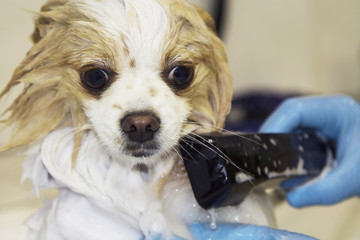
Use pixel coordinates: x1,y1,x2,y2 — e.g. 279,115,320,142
80,0,169,63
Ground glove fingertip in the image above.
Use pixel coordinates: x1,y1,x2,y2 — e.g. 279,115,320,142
286,181,325,207
286,179,334,207
286,191,309,208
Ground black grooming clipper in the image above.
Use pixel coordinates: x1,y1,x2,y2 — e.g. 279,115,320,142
180,131,333,209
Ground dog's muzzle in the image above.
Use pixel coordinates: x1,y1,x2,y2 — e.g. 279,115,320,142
120,111,161,157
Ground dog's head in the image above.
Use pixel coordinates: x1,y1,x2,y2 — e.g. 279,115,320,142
0,0,232,165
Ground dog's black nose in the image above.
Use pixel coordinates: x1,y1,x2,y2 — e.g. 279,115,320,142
121,112,160,143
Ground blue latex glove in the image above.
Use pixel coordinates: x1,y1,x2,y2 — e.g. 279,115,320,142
260,95,360,207
150,223,317,240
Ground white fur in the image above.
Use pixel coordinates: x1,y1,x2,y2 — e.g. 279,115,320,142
84,69,190,168
78,0,191,167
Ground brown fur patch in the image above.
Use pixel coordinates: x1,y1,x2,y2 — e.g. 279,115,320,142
113,104,123,110
148,87,158,97
129,58,136,68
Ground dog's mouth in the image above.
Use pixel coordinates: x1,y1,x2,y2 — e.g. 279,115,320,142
123,141,160,157
120,111,162,157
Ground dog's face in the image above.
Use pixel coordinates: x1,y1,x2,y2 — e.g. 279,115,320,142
0,0,232,165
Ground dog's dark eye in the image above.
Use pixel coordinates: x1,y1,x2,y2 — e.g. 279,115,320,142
82,69,109,90
167,66,194,90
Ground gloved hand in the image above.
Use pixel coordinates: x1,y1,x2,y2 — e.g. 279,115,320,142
188,223,317,240
260,95,360,207
150,223,317,240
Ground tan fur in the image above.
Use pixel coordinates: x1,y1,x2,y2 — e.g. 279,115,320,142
161,0,233,132
0,0,113,151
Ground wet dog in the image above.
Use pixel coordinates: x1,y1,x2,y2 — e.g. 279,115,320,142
1,0,274,239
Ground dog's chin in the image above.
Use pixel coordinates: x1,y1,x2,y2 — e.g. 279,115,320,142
124,141,160,158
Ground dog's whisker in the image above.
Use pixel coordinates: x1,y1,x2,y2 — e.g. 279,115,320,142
182,134,232,164
183,133,254,178
176,140,202,165
179,134,256,188
215,128,263,146
183,134,238,170
183,120,262,146
182,133,229,161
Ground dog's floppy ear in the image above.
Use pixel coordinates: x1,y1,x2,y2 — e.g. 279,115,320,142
194,5,217,33
32,0,67,43
196,7,233,130
211,36,233,130
0,0,86,152
32,16,54,43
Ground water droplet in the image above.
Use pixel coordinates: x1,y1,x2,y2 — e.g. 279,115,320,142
208,209,217,230
175,189,179,192
269,138,277,146
236,172,254,183
257,166,261,175
254,134,262,141
263,144,268,150
210,222,217,230
192,203,197,208
264,167,269,175
298,145,304,152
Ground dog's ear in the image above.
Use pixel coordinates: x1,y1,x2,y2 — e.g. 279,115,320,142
32,16,54,43
0,0,87,151
193,5,217,33
211,35,233,130
195,7,233,130
32,0,67,43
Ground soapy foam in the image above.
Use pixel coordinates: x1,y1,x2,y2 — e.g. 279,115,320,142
268,157,307,178
296,148,335,188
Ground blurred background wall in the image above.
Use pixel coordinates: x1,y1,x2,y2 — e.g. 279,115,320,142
1,0,360,239
225,0,360,96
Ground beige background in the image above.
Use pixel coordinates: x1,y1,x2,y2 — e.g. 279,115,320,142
1,0,360,239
